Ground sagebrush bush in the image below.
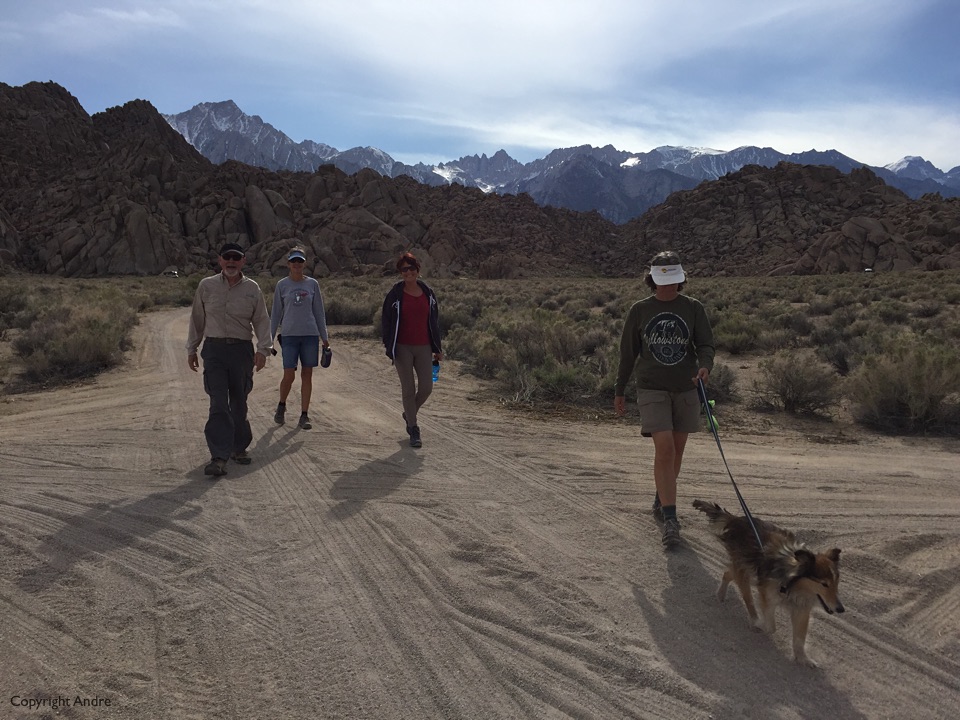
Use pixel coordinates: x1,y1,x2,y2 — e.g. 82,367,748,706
324,294,379,325
14,300,137,382
706,362,738,403
752,350,839,415
713,311,762,354
846,338,960,432
872,299,911,324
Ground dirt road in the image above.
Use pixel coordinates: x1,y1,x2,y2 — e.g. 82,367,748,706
1,307,958,719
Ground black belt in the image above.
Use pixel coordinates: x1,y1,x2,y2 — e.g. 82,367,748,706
205,337,250,345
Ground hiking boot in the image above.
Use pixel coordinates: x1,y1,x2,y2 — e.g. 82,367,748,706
662,518,681,548
232,451,252,465
274,402,286,425
652,495,664,523
204,458,227,477
409,425,422,448
298,412,312,430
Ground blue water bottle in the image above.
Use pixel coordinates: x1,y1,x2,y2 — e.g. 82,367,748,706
432,359,440,383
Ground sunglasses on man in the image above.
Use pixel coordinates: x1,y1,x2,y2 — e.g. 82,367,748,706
289,258,305,264
221,253,244,261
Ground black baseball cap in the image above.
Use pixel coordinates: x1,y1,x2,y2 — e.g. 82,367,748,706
219,243,245,257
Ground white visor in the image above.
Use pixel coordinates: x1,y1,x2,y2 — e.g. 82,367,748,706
651,264,686,285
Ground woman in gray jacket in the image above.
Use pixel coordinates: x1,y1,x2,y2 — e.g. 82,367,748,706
270,247,330,430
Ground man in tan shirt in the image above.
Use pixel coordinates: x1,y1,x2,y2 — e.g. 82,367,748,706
187,243,272,476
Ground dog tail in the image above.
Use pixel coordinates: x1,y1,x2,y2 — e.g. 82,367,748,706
692,499,734,525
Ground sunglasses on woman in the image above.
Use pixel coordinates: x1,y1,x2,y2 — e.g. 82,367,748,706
289,258,305,264
400,266,418,273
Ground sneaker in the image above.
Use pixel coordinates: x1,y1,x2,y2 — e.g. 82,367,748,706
662,518,681,548
232,451,252,465
298,412,312,430
409,425,422,448
652,495,664,523
274,402,286,425
204,458,227,477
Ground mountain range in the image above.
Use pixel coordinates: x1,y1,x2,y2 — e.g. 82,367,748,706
2,81,958,280
163,101,960,224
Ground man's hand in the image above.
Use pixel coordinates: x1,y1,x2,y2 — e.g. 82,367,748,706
254,352,266,372
614,395,626,416
693,367,710,385
188,353,199,372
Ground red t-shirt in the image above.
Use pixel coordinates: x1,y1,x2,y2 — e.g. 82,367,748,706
397,291,430,345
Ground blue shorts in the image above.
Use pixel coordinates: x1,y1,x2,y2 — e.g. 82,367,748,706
280,335,320,369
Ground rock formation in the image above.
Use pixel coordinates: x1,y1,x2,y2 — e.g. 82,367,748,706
1,81,958,278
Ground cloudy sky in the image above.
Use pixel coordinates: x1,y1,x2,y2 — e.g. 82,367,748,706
2,0,958,171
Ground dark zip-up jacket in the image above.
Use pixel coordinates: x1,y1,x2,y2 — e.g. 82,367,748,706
381,280,442,361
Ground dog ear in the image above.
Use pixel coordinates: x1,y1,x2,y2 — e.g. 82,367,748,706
780,548,817,592
827,548,841,563
793,548,816,570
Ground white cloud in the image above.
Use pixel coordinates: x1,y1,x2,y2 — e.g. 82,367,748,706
2,0,957,170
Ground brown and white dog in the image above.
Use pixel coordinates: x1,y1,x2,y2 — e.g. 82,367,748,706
692,499,844,667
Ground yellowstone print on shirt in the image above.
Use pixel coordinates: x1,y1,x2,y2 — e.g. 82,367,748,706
644,312,690,366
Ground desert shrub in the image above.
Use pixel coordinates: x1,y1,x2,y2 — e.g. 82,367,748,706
825,305,860,332
756,328,798,351
713,311,762,354
846,337,960,433
0,299,38,333
752,350,839,415
324,295,378,325
14,299,138,382
772,307,814,336
528,360,598,403
809,323,847,348
473,335,514,379
807,296,836,316
815,339,857,376
872,299,910,324
706,361,738,403
912,300,942,318
580,325,612,356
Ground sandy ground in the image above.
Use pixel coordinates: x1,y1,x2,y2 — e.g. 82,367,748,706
1,307,958,720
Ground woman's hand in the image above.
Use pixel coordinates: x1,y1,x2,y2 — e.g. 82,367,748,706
614,395,626,416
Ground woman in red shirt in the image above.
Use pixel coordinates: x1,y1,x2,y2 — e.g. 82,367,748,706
381,252,443,448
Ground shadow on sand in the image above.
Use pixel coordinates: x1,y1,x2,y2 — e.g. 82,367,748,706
16,474,216,594
328,442,424,521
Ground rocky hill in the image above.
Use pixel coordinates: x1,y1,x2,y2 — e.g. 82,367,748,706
616,163,960,276
2,81,958,279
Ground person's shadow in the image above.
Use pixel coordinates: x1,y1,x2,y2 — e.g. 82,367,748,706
632,534,867,719
328,443,423,521
16,475,216,594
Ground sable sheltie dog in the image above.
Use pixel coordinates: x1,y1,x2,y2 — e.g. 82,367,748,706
692,499,844,667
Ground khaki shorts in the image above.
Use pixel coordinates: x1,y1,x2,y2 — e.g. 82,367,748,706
637,388,702,435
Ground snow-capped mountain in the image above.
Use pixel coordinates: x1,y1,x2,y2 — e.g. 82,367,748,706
164,100,960,223
885,155,944,182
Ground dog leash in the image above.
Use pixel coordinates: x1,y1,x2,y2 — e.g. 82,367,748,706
697,377,764,549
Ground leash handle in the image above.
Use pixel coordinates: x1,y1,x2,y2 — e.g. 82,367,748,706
697,378,764,549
